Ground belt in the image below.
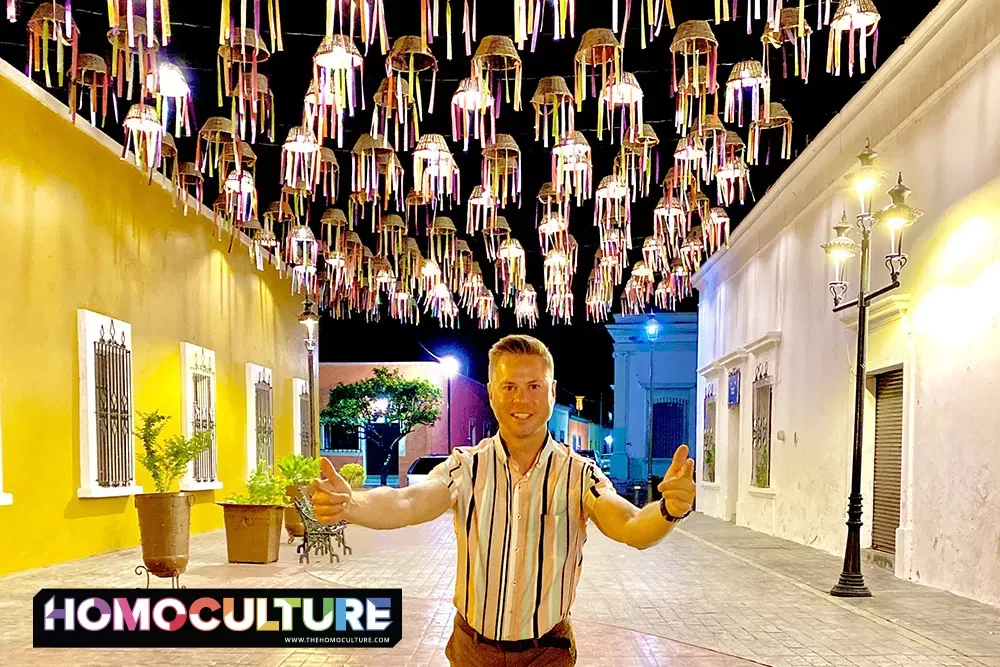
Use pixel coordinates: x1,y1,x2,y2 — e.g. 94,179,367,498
457,614,573,653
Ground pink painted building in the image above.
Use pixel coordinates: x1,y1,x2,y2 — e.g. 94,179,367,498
318,362,495,487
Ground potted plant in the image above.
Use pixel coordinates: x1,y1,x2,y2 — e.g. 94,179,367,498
219,463,288,564
339,462,367,490
276,453,320,541
134,411,212,580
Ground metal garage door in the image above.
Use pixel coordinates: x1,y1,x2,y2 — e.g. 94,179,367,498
872,369,904,554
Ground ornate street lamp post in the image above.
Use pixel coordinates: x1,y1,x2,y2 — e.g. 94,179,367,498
298,299,319,458
822,140,921,597
645,316,661,502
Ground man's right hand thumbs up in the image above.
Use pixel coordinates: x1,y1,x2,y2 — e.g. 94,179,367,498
310,457,353,525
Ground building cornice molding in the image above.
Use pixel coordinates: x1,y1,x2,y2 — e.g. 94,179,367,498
839,294,911,331
745,331,782,356
714,348,749,369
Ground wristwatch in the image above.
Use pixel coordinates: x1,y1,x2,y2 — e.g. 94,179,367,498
660,497,692,523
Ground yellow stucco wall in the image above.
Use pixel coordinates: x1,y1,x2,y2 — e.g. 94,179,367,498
0,69,307,575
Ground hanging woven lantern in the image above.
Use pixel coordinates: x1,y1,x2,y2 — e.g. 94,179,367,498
671,21,718,134
220,140,257,184
482,134,521,209
305,76,344,148
123,103,163,177
197,116,234,180
574,29,622,109
515,0,574,51
371,77,417,152
107,0,171,49
594,174,631,242
428,216,458,268
762,7,812,83
598,72,643,143
476,288,499,329
27,3,79,89
212,192,232,227
546,289,574,325
531,76,575,148
725,60,769,126
176,162,204,213
110,15,161,101
219,0,282,56
224,169,258,224
653,194,683,248
348,188,375,228
281,126,321,190
481,215,511,262
460,262,484,312
399,236,422,286
387,36,438,117
319,207,349,254
674,63,719,137
420,257,443,296
150,62,194,138
263,201,296,252
552,131,593,204
160,133,178,187
536,182,571,254
451,76,495,151
282,181,313,222
705,207,730,254
69,54,114,126
620,123,660,199
390,279,421,324
313,34,364,130
370,255,396,295
716,131,751,206
827,0,880,77
228,72,273,143
696,111,728,175
596,244,626,287
217,27,269,109
466,185,497,234
680,228,705,273
413,134,460,210
449,239,474,291
515,284,539,328
585,266,613,323
495,237,526,299
317,147,340,204
642,235,669,274
472,36,522,116
673,134,709,193
748,102,792,164
324,0,386,56
405,187,432,232
376,213,407,264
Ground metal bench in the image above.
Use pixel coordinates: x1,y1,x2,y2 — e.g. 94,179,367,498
293,495,353,564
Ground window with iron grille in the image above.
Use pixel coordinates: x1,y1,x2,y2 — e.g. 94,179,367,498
652,398,688,459
192,370,217,483
322,422,363,452
468,418,477,445
94,323,134,488
751,364,773,489
255,372,274,470
703,387,717,483
299,386,312,457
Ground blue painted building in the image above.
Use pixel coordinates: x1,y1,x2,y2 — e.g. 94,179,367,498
605,313,699,481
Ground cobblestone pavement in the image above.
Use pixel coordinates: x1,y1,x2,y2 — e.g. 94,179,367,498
2,512,999,666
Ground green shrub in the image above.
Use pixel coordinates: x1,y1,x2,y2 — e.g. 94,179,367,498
224,463,288,506
276,453,321,486
135,411,212,493
339,463,367,489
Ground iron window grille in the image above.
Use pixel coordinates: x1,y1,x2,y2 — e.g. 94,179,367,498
255,371,274,470
299,386,312,457
191,365,217,483
703,386,717,483
751,363,773,489
652,397,689,459
93,322,134,488
321,423,363,452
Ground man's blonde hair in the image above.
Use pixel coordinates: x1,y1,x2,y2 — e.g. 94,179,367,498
488,335,555,381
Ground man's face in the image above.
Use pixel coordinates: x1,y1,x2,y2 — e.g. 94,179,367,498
488,353,556,440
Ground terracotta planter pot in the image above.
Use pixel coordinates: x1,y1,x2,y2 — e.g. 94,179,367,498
284,485,307,540
220,504,284,564
135,492,195,578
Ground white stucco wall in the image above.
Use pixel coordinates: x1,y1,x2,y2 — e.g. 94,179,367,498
693,0,1000,606
607,314,698,481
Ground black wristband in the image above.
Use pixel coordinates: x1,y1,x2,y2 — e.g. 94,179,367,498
660,497,692,523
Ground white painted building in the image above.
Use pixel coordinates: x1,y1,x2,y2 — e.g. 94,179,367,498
692,0,1000,606
607,313,698,482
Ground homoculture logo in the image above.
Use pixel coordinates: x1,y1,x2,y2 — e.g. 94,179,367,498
33,588,402,648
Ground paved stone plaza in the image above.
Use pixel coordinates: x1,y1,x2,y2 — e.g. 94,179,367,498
2,513,999,666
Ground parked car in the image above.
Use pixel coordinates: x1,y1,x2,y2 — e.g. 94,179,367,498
406,455,449,486
576,449,612,473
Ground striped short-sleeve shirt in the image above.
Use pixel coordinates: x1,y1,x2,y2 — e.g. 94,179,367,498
427,432,617,641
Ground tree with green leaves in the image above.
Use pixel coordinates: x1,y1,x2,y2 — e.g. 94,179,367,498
321,367,442,487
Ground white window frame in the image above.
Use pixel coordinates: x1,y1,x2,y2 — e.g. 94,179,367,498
291,377,309,456
246,363,274,477
77,309,143,498
0,381,11,505
181,343,222,491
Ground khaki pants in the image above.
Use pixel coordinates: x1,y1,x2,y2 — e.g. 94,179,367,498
445,614,576,666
